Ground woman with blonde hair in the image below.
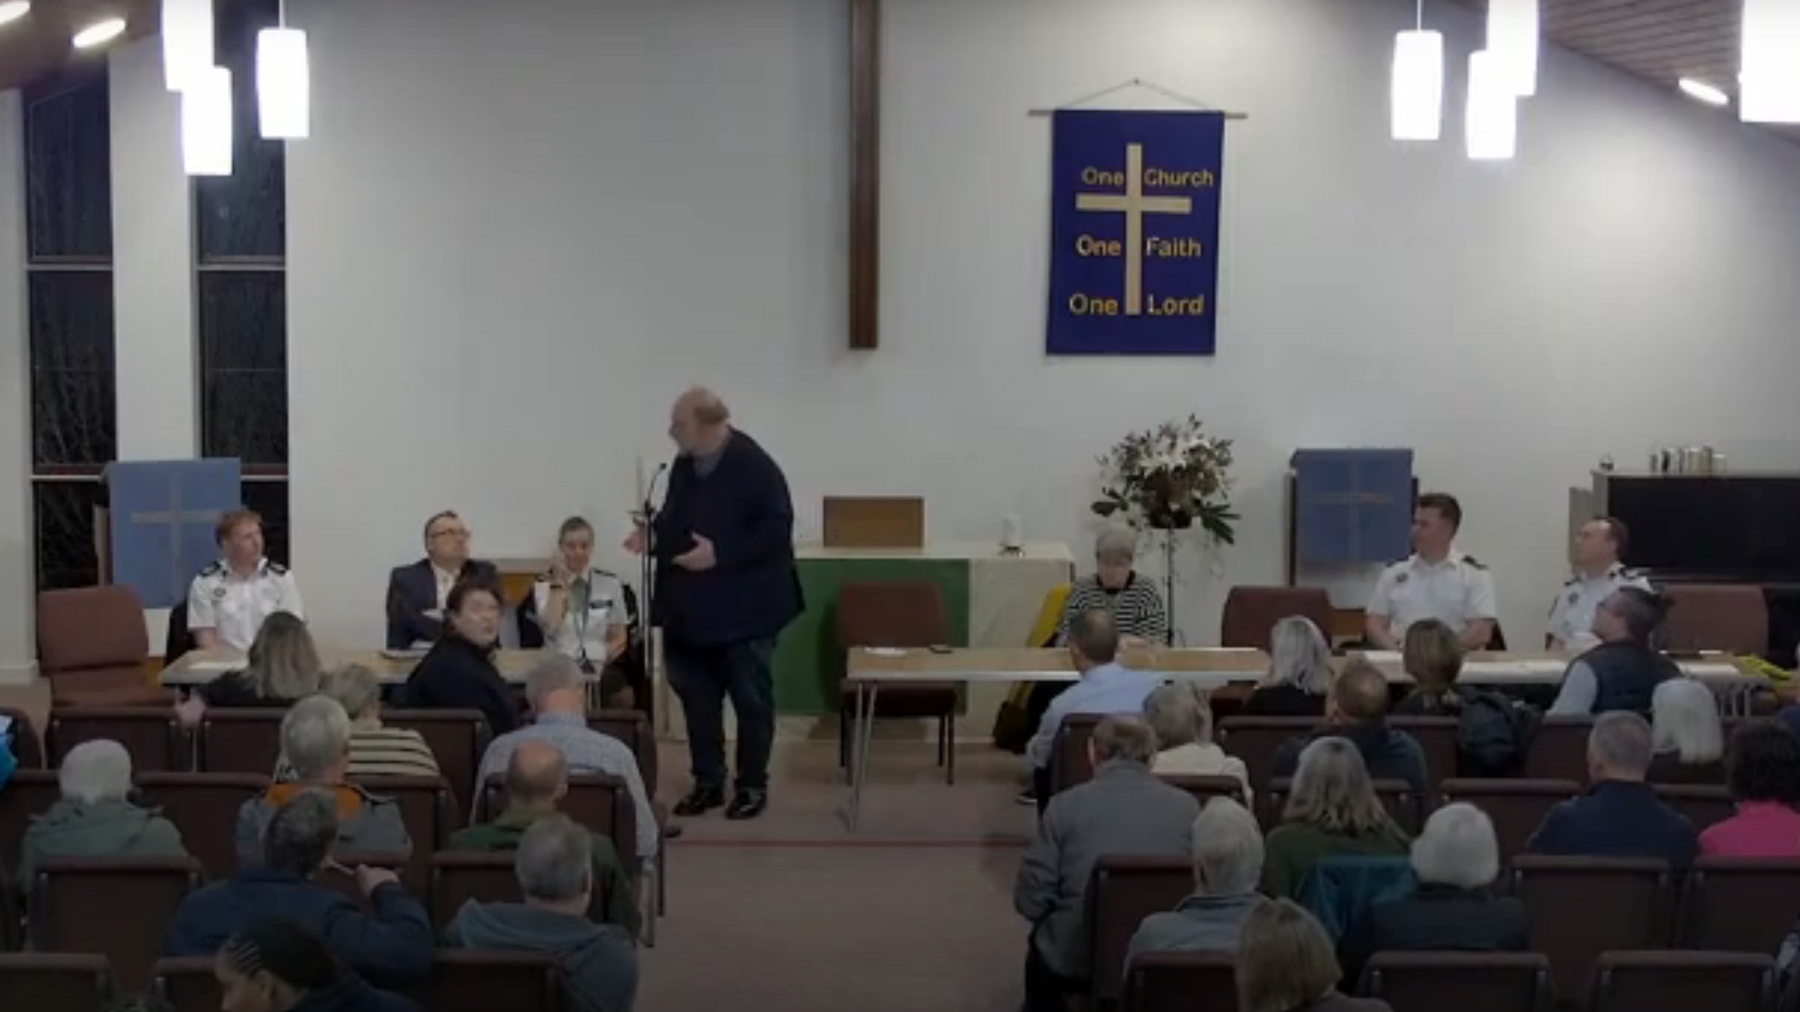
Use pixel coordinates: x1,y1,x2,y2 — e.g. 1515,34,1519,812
1144,683,1252,802
1261,737,1410,899
1237,899,1393,1012
1394,619,1465,715
1647,678,1725,785
178,611,323,723
1244,617,1334,716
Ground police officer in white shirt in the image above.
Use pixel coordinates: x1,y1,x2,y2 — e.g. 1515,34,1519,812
534,516,630,675
1365,492,1498,652
187,509,304,651
1547,516,1651,654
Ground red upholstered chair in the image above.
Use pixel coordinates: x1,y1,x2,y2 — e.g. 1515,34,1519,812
1361,951,1551,1012
154,956,221,1012
36,586,174,706
1524,717,1593,780
0,953,118,1010
835,581,959,784
429,851,523,930
383,708,492,821
1220,586,1334,649
1591,951,1774,1012
197,708,286,773
29,855,203,991
1661,584,1770,656
1512,855,1675,1006
588,709,658,799
47,707,189,772
1216,716,1319,795
1049,712,1105,794
353,776,458,896
1390,715,1459,791
1088,856,1193,1008
404,951,565,1012
1679,857,1800,953
132,772,269,878
1122,950,1237,1012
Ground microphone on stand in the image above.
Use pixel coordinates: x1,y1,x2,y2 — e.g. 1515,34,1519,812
638,460,671,718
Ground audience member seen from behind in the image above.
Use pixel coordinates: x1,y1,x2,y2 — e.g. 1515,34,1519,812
1647,678,1725,785
17,739,186,888
1023,609,1162,810
166,791,433,988
1547,587,1680,717
1236,899,1393,1012
277,664,439,781
1271,660,1428,795
1144,683,1251,802
476,654,658,860
404,580,519,737
1015,715,1198,1012
236,696,411,868
1525,711,1698,867
1393,620,1465,715
449,740,638,932
1127,797,1265,962
1261,738,1410,900
215,918,422,1012
1701,720,1800,858
178,610,324,726
1243,616,1334,717
1341,802,1527,983
448,814,640,1012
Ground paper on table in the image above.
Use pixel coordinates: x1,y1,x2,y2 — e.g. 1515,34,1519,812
864,647,909,657
1358,650,1402,664
186,660,242,672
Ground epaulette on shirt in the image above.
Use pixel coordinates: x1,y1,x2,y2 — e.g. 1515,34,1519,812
198,561,224,577
265,561,288,575
1462,555,1488,570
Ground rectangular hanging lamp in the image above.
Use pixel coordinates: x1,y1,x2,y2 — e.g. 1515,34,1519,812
162,0,214,92
182,66,233,176
1467,50,1517,161
1392,29,1445,141
257,27,310,139
1742,0,1800,123
1485,0,1539,98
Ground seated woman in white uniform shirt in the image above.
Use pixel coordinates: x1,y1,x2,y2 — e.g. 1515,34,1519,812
533,516,635,707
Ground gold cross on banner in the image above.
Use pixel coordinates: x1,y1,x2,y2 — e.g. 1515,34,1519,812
1074,143,1193,316
130,478,224,602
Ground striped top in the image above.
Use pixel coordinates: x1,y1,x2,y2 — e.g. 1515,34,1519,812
1057,572,1169,645
275,725,442,781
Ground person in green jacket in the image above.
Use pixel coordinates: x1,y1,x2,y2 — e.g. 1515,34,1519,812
448,740,638,935
18,739,187,889
1261,737,1410,899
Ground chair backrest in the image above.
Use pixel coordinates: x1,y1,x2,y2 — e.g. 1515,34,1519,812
198,709,288,774
405,950,564,1012
1219,585,1334,650
1439,778,1581,873
483,772,637,871
1051,713,1106,794
1362,951,1551,1012
383,708,492,822
1592,951,1774,1012
154,956,221,1012
133,772,269,878
1681,857,1800,953
30,856,202,991
1158,774,1247,810
1216,717,1319,795
1512,855,1674,1006
0,705,45,768
1655,784,1735,833
1122,950,1237,1012
1524,717,1593,780
1265,778,1421,834
36,585,151,701
1661,584,1770,656
833,581,950,649
354,776,458,896
588,709,658,800
1390,716,1459,792
1087,856,1193,1006
431,851,522,930
0,953,117,1010
47,707,189,772
0,769,60,871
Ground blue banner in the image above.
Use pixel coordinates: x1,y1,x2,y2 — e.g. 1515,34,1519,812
105,459,242,608
1047,110,1225,356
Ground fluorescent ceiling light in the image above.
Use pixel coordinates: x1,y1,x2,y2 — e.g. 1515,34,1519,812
72,17,126,49
1678,78,1730,107
0,2,31,29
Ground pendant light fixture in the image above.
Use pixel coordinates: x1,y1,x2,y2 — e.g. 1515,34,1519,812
1391,0,1444,141
1741,0,1800,123
161,0,213,91
257,25,309,138
1466,50,1517,161
1486,0,1539,98
183,66,233,176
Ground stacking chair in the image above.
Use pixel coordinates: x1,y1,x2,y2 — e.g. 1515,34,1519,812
355,776,458,896
1215,717,1317,795
153,956,221,1012
1122,950,1237,1012
1086,856,1192,1008
405,950,565,1012
1389,716,1458,789
133,772,269,877
1523,717,1593,780
1439,779,1579,873
1361,951,1551,1012
0,953,118,1011
1049,712,1105,794
588,709,659,799
834,581,959,783
1219,586,1334,649
1655,784,1735,833
0,706,45,768
47,707,189,771
1512,855,1674,1006
430,851,524,930
1266,778,1422,834
0,769,60,872
1660,584,1770,656
197,709,287,773
482,773,636,872
30,855,203,991
1592,951,1774,1012
384,708,492,821
1679,857,1800,953
36,585,173,706
1158,774,1248,809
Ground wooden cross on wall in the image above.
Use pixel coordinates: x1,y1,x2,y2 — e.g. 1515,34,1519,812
849,0,880,350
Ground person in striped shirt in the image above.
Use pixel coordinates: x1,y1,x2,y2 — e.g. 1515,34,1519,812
1056,526,1169,648
276,664,441,781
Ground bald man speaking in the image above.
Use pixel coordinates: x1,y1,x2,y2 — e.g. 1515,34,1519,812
626,388,802,821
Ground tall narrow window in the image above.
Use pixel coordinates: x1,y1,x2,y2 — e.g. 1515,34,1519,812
25,67,115,590
197,0,289,564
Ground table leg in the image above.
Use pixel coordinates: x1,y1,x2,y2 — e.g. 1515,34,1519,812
849,681,881,833
847,681,868,831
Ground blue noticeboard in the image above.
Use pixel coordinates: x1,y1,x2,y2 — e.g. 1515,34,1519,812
104,459,242,608
1291,450,1414,565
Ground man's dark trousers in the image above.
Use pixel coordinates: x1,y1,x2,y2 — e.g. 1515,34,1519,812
667,635,777,792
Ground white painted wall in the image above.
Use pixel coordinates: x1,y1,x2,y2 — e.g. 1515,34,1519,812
281,0,1800,650
0,91,35,683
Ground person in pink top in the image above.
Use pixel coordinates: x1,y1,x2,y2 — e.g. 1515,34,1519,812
1700,721,1800,858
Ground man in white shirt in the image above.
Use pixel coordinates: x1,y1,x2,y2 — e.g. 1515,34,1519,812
1365,492,1498,651
1546,517,1651,653
187,509,303,651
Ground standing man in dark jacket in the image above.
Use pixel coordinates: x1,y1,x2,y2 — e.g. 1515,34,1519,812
626,388,801,821
1548,587,1680,716
1272,660,1429,794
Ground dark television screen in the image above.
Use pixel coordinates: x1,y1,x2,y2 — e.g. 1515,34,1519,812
1606,477,1800,581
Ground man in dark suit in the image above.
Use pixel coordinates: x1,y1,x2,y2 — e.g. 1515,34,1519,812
625,387,801,821
1525,710,1698,867
385,510,500,648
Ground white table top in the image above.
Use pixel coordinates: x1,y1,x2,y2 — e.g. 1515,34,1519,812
160,647,550,686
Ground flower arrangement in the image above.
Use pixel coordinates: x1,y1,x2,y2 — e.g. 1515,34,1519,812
1092,415,1238,544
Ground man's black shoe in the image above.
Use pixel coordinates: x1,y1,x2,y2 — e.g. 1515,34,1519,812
725,790,768,820
673,786,726,817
